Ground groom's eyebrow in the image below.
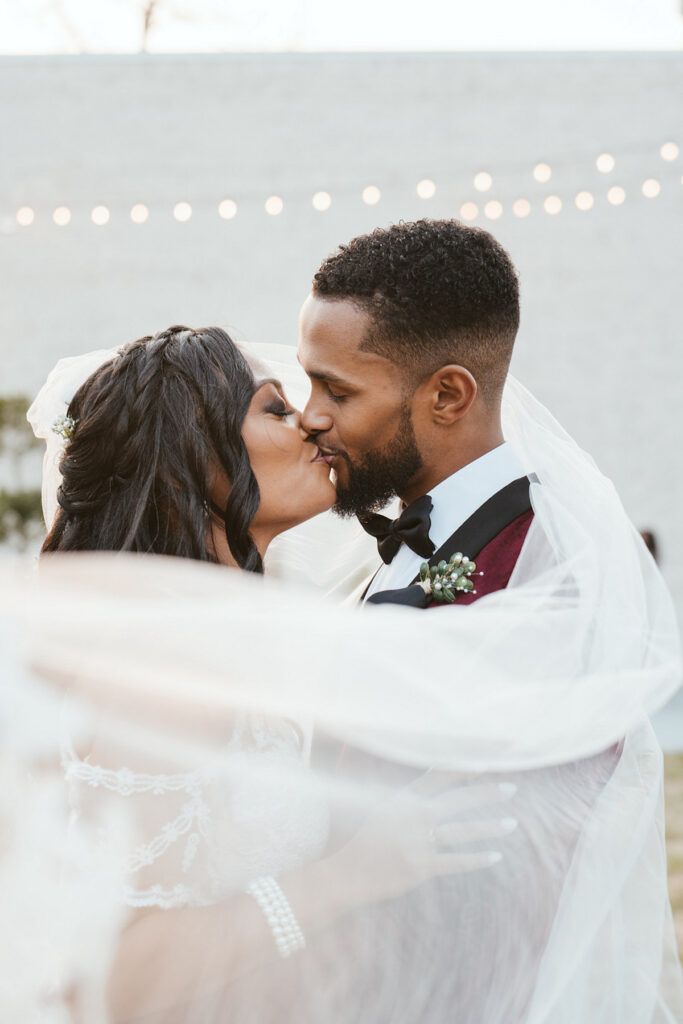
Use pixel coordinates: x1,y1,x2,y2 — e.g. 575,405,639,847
305,369,352,387
296,353,352,388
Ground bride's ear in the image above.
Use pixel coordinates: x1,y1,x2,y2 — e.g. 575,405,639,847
422,365,477,426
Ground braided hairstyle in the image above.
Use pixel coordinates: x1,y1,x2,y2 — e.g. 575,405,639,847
42,326,264,572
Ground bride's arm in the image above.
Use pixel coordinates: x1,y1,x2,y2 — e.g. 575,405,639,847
107,775,515,1022
28,631,515,1021
108,856,338,1020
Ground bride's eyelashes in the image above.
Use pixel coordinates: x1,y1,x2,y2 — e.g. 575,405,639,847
264,401,295,418
259,383,295,419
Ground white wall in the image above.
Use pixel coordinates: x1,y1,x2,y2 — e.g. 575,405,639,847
1,52,682,619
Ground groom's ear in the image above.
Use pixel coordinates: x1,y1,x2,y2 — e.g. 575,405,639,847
421,365,477,426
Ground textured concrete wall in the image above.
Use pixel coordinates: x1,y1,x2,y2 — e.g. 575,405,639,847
1,52,682,622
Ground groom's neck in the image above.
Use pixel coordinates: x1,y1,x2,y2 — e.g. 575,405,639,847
399,422,505,506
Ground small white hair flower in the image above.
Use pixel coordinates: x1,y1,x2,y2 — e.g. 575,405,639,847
52,413,78,442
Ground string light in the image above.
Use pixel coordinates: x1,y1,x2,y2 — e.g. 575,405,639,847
607,186,626,206
533,163,552,184
512,199,531,218
15,177,674,229
91,205,110,226
265,196,284,215
416,179,436,199
312,191,332,211
131,204,149,224
660,142,679,162
641,178,661,198
218,199,237,219
53,206,71,226
460,202,478,221
362,186,381,205
173,202,192,222
596,154,615,173
14,141,679,235
16,207,34,227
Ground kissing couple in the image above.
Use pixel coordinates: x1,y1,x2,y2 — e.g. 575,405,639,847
19,217,683,1023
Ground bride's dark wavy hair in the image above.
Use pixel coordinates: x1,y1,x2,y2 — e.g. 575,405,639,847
42,325,264,572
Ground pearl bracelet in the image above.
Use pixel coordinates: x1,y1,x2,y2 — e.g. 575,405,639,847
246,876,306,959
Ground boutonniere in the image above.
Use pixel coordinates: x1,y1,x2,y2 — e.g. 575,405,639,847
418,552,483,603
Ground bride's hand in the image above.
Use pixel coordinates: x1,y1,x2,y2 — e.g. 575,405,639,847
327,771,518,908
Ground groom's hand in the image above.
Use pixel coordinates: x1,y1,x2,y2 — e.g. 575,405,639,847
327,770,519,908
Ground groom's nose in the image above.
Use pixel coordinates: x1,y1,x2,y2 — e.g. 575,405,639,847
301,397,333,438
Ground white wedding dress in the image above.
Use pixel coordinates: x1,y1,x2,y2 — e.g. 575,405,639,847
62,713,330,911
2,345,682,1022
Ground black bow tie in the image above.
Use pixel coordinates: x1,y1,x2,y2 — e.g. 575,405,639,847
359,494,435,565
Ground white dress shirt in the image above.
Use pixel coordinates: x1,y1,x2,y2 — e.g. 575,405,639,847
363,442,525,600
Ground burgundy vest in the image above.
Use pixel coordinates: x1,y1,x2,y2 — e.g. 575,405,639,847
365,476,534,609
440,506,533,606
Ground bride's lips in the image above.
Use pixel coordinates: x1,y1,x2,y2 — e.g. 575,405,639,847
311,446,338,466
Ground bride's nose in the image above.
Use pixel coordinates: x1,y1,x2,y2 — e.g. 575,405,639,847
297,415,318,452
296,411,309,440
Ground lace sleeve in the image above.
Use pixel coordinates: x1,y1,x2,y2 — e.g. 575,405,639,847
62,714,329,910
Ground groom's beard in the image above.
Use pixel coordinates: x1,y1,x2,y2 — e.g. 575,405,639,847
332,405,424,518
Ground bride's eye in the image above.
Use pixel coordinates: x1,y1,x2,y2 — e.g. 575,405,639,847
265,401,295,419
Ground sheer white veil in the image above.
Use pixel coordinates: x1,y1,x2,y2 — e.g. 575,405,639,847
26,347,121,532
3,341,682,1022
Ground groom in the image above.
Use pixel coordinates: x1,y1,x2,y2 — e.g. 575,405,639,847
295,220,619,1023
298,218,533,606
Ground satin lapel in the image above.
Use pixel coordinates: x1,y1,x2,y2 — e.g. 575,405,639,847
409,476,533,585
357,566,382,604
346,569,382,606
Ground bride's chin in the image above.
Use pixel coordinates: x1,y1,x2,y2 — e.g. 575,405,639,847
319,477,338,514
277,474,337,530
306,477,338,519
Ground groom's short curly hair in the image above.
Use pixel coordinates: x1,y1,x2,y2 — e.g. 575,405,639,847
312,219,520,401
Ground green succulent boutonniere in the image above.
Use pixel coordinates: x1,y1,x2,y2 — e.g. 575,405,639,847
418,552,483,604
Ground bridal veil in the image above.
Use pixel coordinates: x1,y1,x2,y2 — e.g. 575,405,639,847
1,343,681,1022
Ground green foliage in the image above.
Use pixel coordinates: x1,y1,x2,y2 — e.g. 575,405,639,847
0,488,43,544
0,395,41,458
419,551,480,603
0,395,31,429
0,394,44,547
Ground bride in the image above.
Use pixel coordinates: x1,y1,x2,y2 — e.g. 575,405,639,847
40,324,337,566
26,324,516,1023
4,318,682,1023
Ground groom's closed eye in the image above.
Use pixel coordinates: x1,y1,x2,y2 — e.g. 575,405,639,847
325,384,347,404
306,372,354,403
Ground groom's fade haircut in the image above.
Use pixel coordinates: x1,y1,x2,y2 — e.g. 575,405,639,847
312,219,520,402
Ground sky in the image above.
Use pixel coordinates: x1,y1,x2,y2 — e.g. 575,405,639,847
0,0,682,53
